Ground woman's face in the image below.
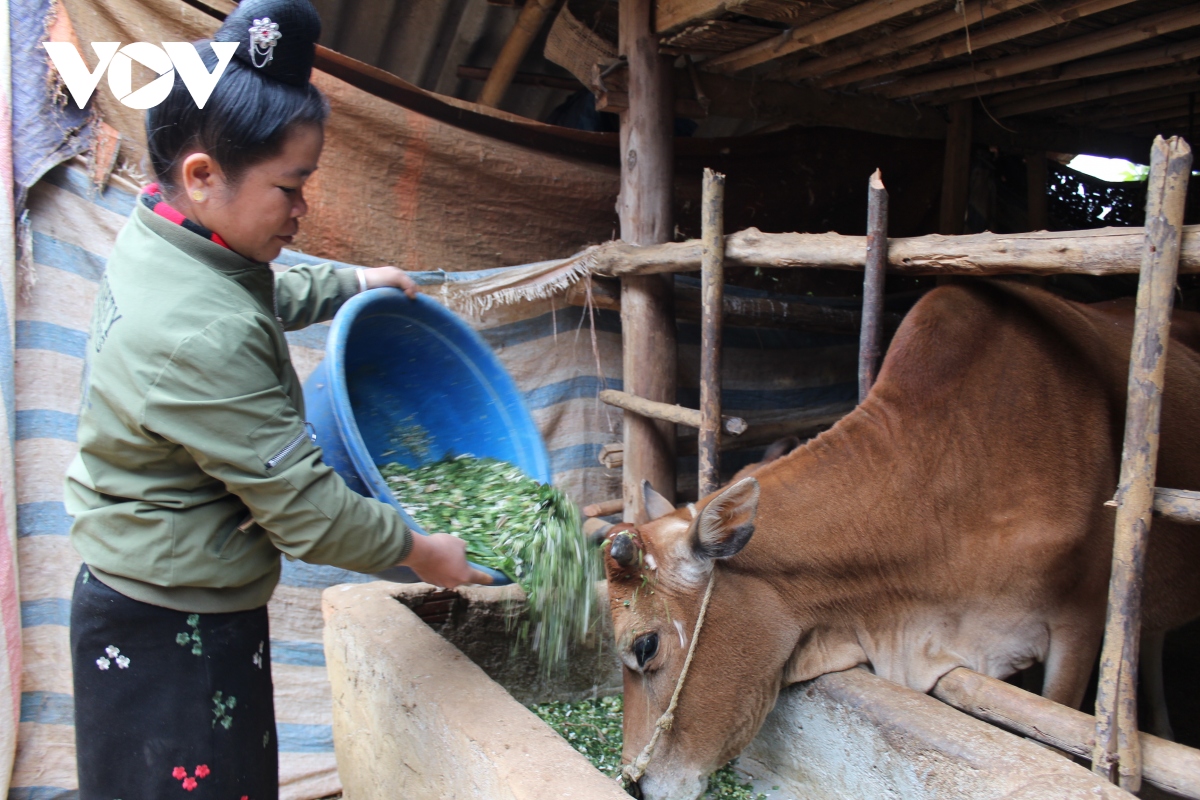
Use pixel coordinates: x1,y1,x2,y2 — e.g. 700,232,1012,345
181,123,324,263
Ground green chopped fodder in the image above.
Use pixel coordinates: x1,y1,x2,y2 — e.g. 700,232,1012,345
381,456,599,673
529,696,767,800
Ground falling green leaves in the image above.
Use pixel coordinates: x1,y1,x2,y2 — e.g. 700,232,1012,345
381,456,599,675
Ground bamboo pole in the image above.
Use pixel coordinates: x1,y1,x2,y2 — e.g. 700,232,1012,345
1092,135,1192,794
600,389,747,435
821,0,1138,90
573,224,1200,277
783,0,1041,82
878,5,1200,99
859,170,888,402
699,168,726,497
919,38,1200,104
939,101,972,236
477,0,558,108
704,0,938,74
991,64,1200,119
933,668,1200,799
618,0,678,523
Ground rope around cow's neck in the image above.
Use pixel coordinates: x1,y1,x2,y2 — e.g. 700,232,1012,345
620,568,718,790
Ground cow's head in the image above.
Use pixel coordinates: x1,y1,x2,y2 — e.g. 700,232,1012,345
603,477,797,800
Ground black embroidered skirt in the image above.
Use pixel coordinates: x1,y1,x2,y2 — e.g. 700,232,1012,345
70,565,278,799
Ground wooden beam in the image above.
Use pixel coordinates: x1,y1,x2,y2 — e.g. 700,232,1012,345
582,498,625,517
1079,87,1200,126
992,64,1200,118
703,0,939,74
1151,487,1200,525
878,5,1200,99
564,277,904,334
457,65,582,91
699,168,726,497
1093,135,1192,793
599,389,748,435
859,170,888,401
656,0,749,35
932,668,1200,800
477,0,558,108
821,0,1138,91
939,101,972,235
1098,103,1197,128
619,0,678,522
575,224,1200,277
918,38,1200,104
1027,152,1048,231
783,0,1041,82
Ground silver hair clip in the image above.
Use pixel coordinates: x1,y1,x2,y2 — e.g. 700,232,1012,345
248,17,281,69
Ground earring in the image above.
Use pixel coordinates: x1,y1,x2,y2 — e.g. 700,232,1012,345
191,190,204,202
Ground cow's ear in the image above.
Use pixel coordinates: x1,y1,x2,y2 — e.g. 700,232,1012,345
692,477,759,560
642,480,676,520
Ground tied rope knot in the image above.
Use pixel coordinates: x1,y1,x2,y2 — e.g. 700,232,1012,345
620,570,718,790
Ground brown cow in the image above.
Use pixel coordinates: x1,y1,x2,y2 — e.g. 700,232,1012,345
604,280,1200,800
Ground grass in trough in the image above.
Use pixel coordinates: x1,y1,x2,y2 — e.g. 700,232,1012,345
381,456,599,674
530,695,767,799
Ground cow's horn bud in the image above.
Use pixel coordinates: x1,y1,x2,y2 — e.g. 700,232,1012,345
610,532,638,566
583,518,614,546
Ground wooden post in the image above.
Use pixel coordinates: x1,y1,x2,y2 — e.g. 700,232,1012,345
699,168,726,497
939,101,973,235
859,170,888,401
1092,135,1192,793
619,0,677,522
1027,152,1049,231
477,0,558,108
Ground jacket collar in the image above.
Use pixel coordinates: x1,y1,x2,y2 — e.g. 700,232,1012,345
134,202,269,277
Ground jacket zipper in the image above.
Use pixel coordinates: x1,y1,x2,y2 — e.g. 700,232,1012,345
266,423,316,470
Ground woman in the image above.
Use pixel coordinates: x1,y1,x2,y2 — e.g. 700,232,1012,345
66,1,483,796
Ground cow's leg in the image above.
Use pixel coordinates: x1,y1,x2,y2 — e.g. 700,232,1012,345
1142,629,1173,741
1042,629,1100,710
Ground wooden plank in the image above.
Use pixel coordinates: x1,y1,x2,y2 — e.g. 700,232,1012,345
656,0,752,35
992,64,1200,118
824,0,1140,91
878,5,1200,99
599,389,748,435
703,0,939,74
784,0,1041,82
582,498,625,517
699,168,726,497
1099,103,1197,128
933,667,1200,800
920,37,1200,104
859,170,888,401
1151,488,1200,524
939,101,972,235
575,224,1200,277
620,0,679,522
1093,135,1192,793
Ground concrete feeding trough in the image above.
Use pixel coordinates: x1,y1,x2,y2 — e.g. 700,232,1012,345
323,581,1134,800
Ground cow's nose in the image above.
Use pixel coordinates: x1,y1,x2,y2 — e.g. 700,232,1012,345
625,778,644,799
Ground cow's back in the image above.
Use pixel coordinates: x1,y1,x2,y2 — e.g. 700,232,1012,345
885,280,1200,633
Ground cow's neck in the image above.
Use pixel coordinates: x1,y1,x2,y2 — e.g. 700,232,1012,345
744,395,983,691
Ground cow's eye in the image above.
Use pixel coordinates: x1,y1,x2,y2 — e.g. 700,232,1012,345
632,632,659,668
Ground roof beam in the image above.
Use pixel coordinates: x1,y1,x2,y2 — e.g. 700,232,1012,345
1096,103,1196,127
783,0,1040,82
821,0,1138,90
655,0,752,35
877,5,1200,98
991,63,1200,117
923,38,1200,104
702,0,940,73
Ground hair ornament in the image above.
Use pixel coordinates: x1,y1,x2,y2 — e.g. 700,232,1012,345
248,17,282,69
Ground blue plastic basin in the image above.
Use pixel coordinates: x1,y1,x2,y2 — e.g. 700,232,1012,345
303,289,550,585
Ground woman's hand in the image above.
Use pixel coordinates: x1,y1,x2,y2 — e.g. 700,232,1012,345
363,266,419,299
399,532,493,588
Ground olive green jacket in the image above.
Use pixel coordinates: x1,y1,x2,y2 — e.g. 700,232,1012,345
65,203,412,612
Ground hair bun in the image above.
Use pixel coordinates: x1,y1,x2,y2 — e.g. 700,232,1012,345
214,0,321,87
